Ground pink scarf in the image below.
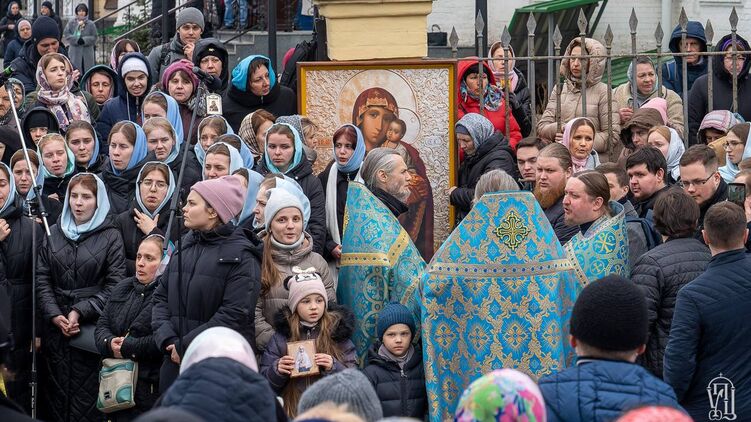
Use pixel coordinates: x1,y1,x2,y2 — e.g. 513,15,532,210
560,117,595,172
36,54,90,131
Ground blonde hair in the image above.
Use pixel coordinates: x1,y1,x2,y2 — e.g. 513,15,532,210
38,133,66,153
143,116,176,140
647,125,671,142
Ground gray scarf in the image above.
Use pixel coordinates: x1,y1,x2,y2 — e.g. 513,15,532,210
378,344,414,370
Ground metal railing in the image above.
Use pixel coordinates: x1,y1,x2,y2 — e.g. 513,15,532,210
114,1,193,42
448,6,748,155
93,0,145,63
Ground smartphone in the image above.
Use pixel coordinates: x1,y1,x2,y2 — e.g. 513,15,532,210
728,183,746,207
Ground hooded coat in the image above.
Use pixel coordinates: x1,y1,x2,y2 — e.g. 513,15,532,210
255,232,336,352
192,37,230,94
0,3,22,48
36,214,127,422
63,14,97,72
96,52,154,150
259,304,358,396
151,223,261,391
619,107,666,154
222,55,297,132
456,59,522,150
450,113,518,222
3,17,29,64
80,64,119,106
661,21,708,97
0,191,37,411
94,277,162,419
538,38,620,162
21,107,60,149
688,34,751,144
488,42,534,138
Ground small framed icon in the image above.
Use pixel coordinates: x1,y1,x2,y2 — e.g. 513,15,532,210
206,93,222,115
287,339,319,378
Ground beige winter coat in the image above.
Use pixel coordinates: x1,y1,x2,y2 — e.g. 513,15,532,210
255,232,336,352
537,38,621,162
612,83,685,138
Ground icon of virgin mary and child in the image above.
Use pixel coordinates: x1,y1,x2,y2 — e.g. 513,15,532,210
351,87,435,260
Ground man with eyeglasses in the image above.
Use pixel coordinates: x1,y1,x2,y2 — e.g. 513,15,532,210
679,145,727,240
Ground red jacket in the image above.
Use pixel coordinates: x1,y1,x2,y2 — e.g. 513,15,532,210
457,59,522,151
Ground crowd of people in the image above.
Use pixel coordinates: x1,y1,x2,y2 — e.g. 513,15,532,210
0,6,750,422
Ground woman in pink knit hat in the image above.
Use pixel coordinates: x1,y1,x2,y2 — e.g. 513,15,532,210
162,59,201,144
151,175,261,393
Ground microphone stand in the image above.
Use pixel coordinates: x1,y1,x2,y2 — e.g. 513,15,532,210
163,80,208,361
5,80,51,419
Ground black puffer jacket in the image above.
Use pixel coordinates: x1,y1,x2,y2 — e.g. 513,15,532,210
162,357,282,421
39,173,72,223
95,277,162,419
169,148,203,200
114,201,181,277
36,217,126,422
0,196,37,410
256,157,327,255
631,237,711,378
450,133,518,221
151,223,261,390
318,160,359,259
362,343,427,418
509,68,533,138
101,151,158,214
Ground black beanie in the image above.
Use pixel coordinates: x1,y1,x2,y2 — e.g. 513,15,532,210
32,16,60,43
25,110,55,129
570,274,648,352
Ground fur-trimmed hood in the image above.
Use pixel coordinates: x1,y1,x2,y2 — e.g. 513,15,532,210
273,303,355,344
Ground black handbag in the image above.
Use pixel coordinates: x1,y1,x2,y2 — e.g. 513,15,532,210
69,324,99,354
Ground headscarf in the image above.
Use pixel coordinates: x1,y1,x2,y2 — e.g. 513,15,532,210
277,114,318,164
35,54,91,131
263,123,304,174
7,78,26,120
0,162,16,215
698,110,742,143
488,42,519,91
641,98,670,127
334,124,366,174
220,133,254,168
719,125,751,182
231,55,276,93
238,111,265,162
135,162,175,219
236,169,264,225
180,327,258,374
6,1,20,19
143,91,185,149
110,122,148,176
664,127,686,181
202,142,243,180
460,63,503,112
454,369,547,422
561,117,597,172
326,124,364,244
456,113,495,151
60,173,111,241
627,59,658,107
69,120,101,169
37,139,75,179
194,115,234,166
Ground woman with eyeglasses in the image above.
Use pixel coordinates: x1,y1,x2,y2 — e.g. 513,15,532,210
114,161,179,277
719,123,751,182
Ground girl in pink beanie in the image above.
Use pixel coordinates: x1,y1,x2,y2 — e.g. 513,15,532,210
188,175,246,225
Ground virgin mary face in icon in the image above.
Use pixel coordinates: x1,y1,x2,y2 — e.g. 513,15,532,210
352,87,399,151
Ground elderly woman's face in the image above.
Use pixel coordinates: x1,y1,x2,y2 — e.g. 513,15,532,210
358,106,394,149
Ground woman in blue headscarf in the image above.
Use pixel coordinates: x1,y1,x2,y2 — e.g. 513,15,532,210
34,133,76,222
101,121,155,213
66,120,107,174
143,116,201,198
203,142,244,180
256,123,326,255
114,161,179,276
194,115,236,167
37,172,126,421
318,124,365,262
233,167,264,231
222,55,296,131
719,122,751,182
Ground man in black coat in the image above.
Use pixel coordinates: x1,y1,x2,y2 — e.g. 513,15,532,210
679,145,728,240
664,202,751,419
626,147,670,219
449,113,518,222
631,189,711,379
10,16,64,94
